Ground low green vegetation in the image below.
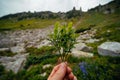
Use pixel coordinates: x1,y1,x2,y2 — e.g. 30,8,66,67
72,56,120,80
0,18,62,31
0,47,120,80
75,12,105,33
0,50,15,56
76,12,120,54
0,18,79,31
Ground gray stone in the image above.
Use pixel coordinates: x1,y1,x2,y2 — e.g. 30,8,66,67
85,38,100,43
0,48,10,52
10,44,25,53
40,72,47,77
36,39,51,48
71,50,93,58
0,53,29,73
98,42,120,56
43,64,52,69
72,43,92,52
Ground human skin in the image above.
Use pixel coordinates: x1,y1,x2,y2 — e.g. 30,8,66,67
48,62,77,80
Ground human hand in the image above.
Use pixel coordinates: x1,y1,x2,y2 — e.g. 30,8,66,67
48,62,77,80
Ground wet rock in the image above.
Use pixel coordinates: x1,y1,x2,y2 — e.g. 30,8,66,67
98,42,120,56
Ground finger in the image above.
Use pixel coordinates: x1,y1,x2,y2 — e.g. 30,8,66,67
67,66,72,74
73,76,77,80
49,64,60,78
64,76,69,80
52,63,67,80
68,72,74,80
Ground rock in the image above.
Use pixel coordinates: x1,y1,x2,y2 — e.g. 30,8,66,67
0,26,53,48
10,44,25,53
43,64,52,69
98,42,120,56
72,43,92,52
40,72,47,77
71,50,93,58
0,48,10,52
36,39,51,48
0,53,29,73
85,38,100,43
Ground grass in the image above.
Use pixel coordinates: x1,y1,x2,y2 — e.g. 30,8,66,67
0,52,120,80
75,12,106,32
0,51,15,56
76,12,120,53
0,18,63,31
0,16,80,32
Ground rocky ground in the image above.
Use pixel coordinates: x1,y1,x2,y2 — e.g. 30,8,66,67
0,25,53,48
0,26,120,73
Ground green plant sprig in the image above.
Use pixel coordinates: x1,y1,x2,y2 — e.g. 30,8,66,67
49,22,76,62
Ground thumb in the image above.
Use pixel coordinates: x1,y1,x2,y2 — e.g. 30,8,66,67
53,63,67,80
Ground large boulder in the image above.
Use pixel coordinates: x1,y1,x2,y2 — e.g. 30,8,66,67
0,53,29,73
98,42,120,57
72,43,92,52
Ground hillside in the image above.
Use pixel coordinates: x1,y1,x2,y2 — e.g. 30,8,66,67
0,0,120,80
